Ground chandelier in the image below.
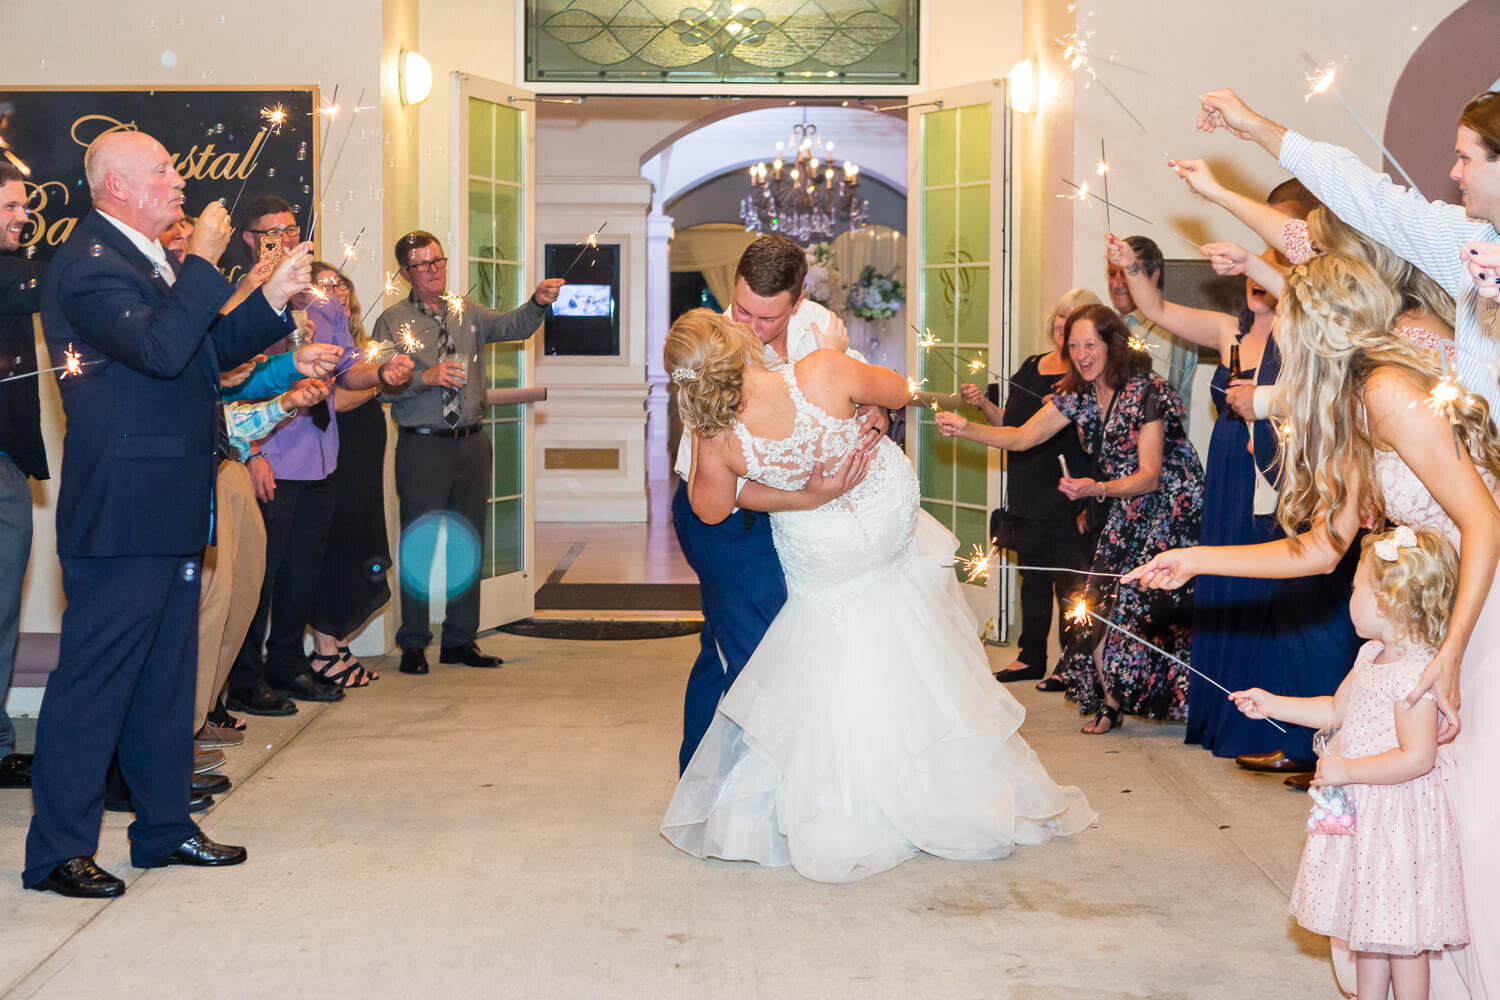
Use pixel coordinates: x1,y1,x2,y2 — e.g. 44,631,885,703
739,117,869,244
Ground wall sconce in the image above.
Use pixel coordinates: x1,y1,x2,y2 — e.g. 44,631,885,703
1008,58,1037,114
400,49,433,106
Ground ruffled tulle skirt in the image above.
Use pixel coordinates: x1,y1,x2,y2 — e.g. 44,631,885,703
662,513,1096,883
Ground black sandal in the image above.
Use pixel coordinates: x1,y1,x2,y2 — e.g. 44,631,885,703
337,644,378,682
309,652,374,689
1083,703,1122,734
1035,675,1067,692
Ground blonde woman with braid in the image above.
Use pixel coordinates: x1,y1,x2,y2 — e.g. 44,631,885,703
659,309,1094,883
1126,252,1500,994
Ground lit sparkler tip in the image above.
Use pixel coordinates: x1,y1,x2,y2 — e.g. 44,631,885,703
260,104,288,132
1096,160,1109,176
918,329,938,350
1304,63,1337,102
967,358,984,373
61,343,83,378
1427,376,1464,423
1066,598,1091,627
396,324,425,353
382,270,399,297
958,544,997,584
1057,181,1092,204
341,242,358,260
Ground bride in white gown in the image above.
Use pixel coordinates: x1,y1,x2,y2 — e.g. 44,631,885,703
660,309,1096,884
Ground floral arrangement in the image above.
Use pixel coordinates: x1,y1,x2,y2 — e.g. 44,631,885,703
803,241,837,307
845,265,905,320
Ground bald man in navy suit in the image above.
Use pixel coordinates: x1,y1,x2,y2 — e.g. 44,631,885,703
23,131,312,898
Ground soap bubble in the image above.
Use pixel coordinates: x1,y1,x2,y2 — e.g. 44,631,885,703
266,168,276,178
89,244,102,257
160,50,177,68
398,512,481,602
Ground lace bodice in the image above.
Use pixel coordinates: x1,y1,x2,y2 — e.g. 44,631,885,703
732,363,865,492
733,362,921,603
1373,447,1496,549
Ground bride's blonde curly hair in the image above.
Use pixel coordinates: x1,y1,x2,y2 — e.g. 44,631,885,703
664,308,765,437
1275,253,1500,547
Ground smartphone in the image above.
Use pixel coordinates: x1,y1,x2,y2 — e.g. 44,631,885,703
258,233,284,265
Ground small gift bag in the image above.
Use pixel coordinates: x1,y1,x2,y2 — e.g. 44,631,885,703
1306,726,1355,836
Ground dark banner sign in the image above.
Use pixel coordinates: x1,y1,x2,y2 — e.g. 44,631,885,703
0,87,318,265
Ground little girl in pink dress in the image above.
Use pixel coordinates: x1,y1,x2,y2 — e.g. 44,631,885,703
1231,525,1468,1000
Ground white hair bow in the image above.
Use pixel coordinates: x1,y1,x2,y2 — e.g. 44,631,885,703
1374,524,1419,562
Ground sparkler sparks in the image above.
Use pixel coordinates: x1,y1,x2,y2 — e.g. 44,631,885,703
62,344,83,377
1058,181,1092,205
440,291,466,326
382,271,399,297
396,324,425,353
260,104,288,133
1066,597,1091,628
1303,61,1337,102
561,222,609,276
957,544,996,584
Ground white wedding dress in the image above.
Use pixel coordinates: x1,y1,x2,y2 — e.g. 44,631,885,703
661,362,1096,883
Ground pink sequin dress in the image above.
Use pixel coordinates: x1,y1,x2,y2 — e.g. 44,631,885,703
1281,218,1457,366
1289,640,1468,954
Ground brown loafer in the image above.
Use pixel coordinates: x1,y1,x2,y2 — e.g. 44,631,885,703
1235,750,1315,774
1283,772,1314,791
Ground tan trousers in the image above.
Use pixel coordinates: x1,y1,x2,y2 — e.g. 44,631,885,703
194,461,266,731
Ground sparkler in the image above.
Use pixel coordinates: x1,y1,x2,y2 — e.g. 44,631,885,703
1,343,92,384
1424,354,1466,458
306,87,370,243
356,271,404,332
227,103,290,218
335,226,364,275
948,553,1127,582
1066,596,1287,732
560,222,608,277
1062,178,1205,254
1300,54,1422,196
1098,140,1112,235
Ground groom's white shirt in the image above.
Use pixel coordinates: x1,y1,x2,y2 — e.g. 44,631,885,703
672,300,865,506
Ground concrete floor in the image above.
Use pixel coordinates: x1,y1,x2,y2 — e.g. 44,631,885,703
0,634,1338,999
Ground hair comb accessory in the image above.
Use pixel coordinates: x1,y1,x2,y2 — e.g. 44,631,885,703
671,367,699,384
1374,524,1419,562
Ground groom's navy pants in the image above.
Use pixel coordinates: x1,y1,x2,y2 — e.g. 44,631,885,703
671,481,787,774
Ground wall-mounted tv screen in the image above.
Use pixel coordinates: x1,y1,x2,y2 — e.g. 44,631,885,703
544,244,619,356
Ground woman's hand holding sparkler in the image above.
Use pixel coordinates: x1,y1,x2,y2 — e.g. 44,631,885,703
1166,158,1226,202
1201,241,1250,277
934,411,969,437
1057,476,1100,501
280,377,331,412
292,342,342,380
1121,546,1200,589
1104,233,1136,268
1462,242,1500,300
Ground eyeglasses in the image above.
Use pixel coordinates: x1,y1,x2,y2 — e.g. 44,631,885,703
314,276,342,289
405,256,447,274
249,225,301,239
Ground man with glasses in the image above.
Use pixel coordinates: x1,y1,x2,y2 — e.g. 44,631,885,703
224,194,299,284
375,231,562,675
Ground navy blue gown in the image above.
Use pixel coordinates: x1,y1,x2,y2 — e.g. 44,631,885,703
1185,340,1281,757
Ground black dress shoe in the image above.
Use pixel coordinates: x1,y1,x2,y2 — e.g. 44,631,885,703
994,663,1045,683
225,683,298,717
1235,750,1316,774
0,752,33,788
142,832,247,868
439,642,503,668
399,648,429,675
269,670,345,703
106,790,215,814
30,857,125,898
192,771,231,796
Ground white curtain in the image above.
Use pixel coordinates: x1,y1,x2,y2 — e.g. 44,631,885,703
669,224,757,311
830,224,906,375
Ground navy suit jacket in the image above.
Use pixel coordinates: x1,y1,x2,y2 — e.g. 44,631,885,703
41,210,293,558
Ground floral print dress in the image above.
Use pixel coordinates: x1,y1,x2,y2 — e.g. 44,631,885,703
1051,370,1205,720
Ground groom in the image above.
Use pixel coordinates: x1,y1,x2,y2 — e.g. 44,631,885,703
672,235,886,772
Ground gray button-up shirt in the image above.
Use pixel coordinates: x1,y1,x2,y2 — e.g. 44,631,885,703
376,292,550,428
